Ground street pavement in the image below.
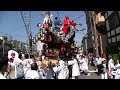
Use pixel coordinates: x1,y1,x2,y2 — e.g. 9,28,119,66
79,65,101,79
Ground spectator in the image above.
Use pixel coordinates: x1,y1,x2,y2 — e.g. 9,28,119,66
114,60,120,79
96,55,103,76
100,59,107,79
108,55,115,79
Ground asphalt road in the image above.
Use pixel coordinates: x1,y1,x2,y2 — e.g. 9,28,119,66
79,65,101,79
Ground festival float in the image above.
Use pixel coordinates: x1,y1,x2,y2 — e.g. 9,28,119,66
33,11,83,67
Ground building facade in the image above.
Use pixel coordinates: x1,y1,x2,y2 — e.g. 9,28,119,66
105,11,120,56
81,34,88,55
85,11,108,58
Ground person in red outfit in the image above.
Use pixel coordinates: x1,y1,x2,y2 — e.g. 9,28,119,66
62,16,70,35
69,20,78,32
69,20,76,27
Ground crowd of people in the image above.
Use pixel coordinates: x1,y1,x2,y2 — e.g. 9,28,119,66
1,11,119,79
84,53,120,79
0,50,120,79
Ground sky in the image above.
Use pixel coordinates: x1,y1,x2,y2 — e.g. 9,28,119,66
0,11,87,45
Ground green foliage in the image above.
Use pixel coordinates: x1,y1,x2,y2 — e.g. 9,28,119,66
112,54,120,64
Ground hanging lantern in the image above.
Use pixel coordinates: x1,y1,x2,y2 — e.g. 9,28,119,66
96,13,105,27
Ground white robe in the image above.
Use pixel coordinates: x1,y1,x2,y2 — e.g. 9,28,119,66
25,70,40,79
53,60,69,79
43,15,53,24
108,59,115,72
79,58,88,71
23,59,34,78
115,64,120,79
0,73,6,79
96,58,103,65
68,59,80,77
7,58,24,79
36,61,45,79
15,58,24,78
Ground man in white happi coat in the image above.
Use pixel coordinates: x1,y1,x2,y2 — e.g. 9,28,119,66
25,63,40,79
43,11,53,25
68,54,80,79
53,57,69,79
7,50,23,79
108,55,115,79
23,54,34,79
96,55,103,76
114,60,120,79
79,56,90,76
15,54,24,79
36,56,45,79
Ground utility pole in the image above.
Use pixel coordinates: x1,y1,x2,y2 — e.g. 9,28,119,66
92,11,99,57
20,11,32,54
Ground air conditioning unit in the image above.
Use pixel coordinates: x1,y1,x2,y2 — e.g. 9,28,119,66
96,13,105,27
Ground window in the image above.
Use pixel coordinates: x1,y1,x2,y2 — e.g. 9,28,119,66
112,37,116,43
116,26,120,34
117,35,120,42
108,12,120,30
108,38,111,43
111,30,115,36
107,32,110,37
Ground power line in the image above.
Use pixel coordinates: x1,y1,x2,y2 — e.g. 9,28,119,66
20,11,32,54
20,11,29,39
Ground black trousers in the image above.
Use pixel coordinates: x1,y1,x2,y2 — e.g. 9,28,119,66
97,64,102,76
68,65,72,79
